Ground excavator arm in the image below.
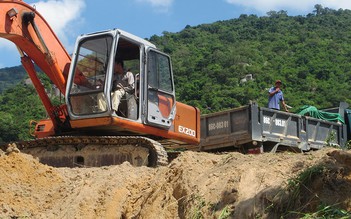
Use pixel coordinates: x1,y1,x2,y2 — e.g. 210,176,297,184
0,1,69,90
0,0,88,131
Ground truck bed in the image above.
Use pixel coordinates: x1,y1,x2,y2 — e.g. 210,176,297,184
199,103,347,152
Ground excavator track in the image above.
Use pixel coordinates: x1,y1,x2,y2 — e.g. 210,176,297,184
2,136,168,168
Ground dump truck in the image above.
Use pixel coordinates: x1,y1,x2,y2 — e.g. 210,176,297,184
199,102,348,153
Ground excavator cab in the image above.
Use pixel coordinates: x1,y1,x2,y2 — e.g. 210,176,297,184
66,29,176,129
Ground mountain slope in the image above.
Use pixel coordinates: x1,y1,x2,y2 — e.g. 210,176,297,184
150,6,351,113
0,66,26,93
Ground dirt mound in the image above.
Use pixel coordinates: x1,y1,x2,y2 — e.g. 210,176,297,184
0,149,63,217
0,147,351,218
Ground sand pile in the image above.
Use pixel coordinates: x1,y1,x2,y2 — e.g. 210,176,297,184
0,146,350,218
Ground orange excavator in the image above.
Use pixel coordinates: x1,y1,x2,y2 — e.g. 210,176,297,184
0,0,200,167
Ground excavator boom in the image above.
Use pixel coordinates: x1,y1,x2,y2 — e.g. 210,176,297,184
0,0,71,130
0,1,69,91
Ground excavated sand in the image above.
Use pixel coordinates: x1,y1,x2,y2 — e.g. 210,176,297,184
0,147,351,218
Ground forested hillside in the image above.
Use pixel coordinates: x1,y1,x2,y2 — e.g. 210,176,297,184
150,5,351,113
0,66,26,93
0,73,59,143
0,83,46,143
1,5,351,142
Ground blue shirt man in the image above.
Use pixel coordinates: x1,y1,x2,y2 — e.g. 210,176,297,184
268,80,289,112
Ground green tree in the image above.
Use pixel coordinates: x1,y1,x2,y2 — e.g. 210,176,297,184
0,112,19,143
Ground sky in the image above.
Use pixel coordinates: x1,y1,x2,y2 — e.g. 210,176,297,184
0,0,351,68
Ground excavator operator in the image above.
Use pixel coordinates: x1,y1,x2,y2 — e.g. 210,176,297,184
111,57,135,114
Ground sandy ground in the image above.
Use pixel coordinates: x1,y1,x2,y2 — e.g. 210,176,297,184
1,146,351,219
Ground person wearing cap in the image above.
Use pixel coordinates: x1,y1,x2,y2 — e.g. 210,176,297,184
268,80,289,112
111,57,135,113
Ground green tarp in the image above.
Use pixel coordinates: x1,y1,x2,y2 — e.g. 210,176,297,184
297,105,345,124
345,109,351,139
